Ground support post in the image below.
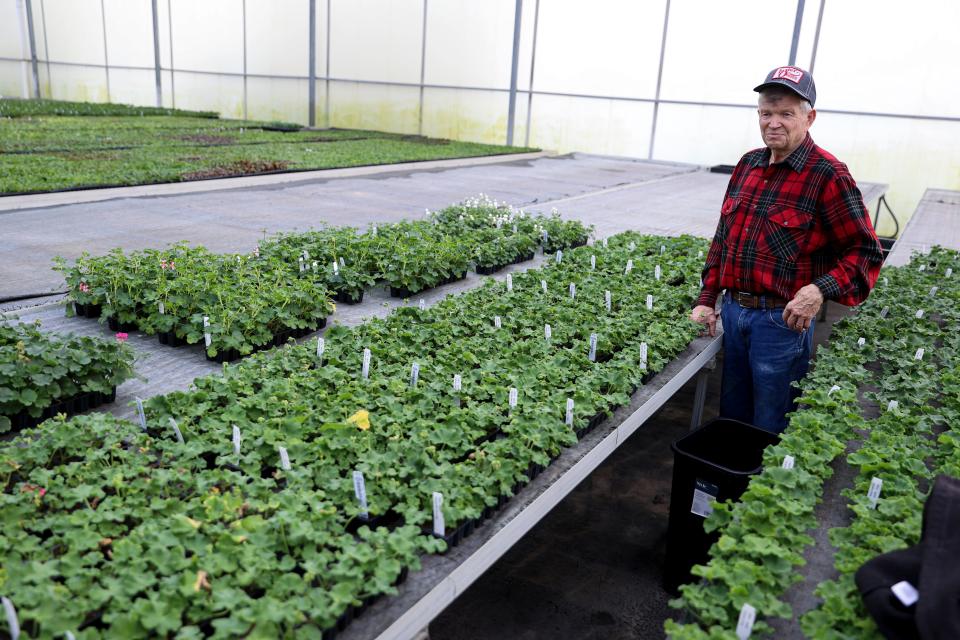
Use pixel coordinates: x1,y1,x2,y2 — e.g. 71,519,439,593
417,0,428,136
788,0,806,65
308,0,316,127
150,0,162,106
324,0,331,128
505,0,522,146
24,0,41,98
689,357,716,430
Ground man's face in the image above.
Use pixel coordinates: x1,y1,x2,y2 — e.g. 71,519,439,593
758,92,815,156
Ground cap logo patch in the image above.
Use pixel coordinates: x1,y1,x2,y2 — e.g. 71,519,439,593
772,66,804,83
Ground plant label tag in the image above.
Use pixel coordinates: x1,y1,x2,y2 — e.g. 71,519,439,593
857,337,866,348
494,316,501,329
691,478,719,518
509,387,518,409
203,316,212,348
279,447,291,471
946,268,953,278
655,264,662,281
168,417,184,444
453,374,462,392
887,400,899,411
1,596,19,640
929,286,938,297
362,348,371,379
419,299,426,311
66,632,75,640
565,398,574,426
556,250,563,264
158,301,165,315
353,470,369,518
880,306,889,318
541,279,547,293
915,348,925,361
569,283,576,299
646,295,654,310
782,455,795,469
736,603,756,640
135,397,147,432
232,425,241,456
513,224,518,233
698,250,703,259
588,333,598,362
372,224,377,237
591,255,596,269
919,264,926,272
432,491,445,536
868,477,882,507
640,342,648,370
605,290,611,312
542,229,549,243
506,274,513,292
299,256,305,273
333,260,339,275
339,257,345,268
303,250,310,263
828,385,841,396
661,244,666,255
916,309,924,319
316,337,325,360
891,581,919,607
882,276,888,286
410,362,420,387
544,324,552,340
603,238,608,248
625,259,633,274
628,241,636,251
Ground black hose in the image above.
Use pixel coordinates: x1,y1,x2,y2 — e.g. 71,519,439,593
872,194,900,238
0,290,68,304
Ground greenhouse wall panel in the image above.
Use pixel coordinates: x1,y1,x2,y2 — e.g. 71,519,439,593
0,0,26,58
170,71,244,119
424,0,515,90
168,0,243,75
0,59,27,97
528,94,655,159
246,75,309,125
44,63,108,103
328,0,422,85
40,0,105,67
102,0,154,68
328,80,419,134
106,67,161,109
421,87,510,145
652,103,757,167
246,0,309,78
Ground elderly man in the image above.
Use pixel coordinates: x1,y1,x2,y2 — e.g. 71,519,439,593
690,66,883,433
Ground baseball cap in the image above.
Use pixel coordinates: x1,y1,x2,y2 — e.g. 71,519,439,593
754,66,816,107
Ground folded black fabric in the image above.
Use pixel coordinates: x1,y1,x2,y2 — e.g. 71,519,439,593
854,475,960,640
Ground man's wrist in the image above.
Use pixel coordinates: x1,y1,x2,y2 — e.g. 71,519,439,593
811,274,840,300
695,290,719,309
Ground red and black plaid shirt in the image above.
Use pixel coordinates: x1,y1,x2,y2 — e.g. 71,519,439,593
697,133,883,308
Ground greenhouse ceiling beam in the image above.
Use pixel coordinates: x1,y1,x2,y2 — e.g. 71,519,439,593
308,0,316,127
505,0,523,146
150,0,161,107
23,0,41,99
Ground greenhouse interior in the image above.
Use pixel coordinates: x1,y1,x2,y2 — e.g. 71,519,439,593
1,1,959,639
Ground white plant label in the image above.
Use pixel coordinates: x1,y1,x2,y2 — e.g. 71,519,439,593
591,255,596,270
506,274,513,292
929,286,938,297
453,374,462,392
372,224,377,237
565,398,574,427
946,268,953,278
915,348,925,361
312,260,318,271
625,259,633,274
362,348,371,380
661,244,666,255
646,295,654,310
541,279,548,293
569,283,576,299
494,316,502,329
868,477,883,507
2,596,19,640
883,276,889,286
887,400,899,411
432,491,445,536
880,306,889,319
353,470,369,519
736,603,756,640
655,264,662,281
544,324,552,340
828,385,841,396
782,455,795,469
339,257,345,268
513,224,518,233
303,250,310,263
316,337,325,360
916,309,924,319
628,241,636,251
891,581,919,607
232,425,241,456
203,316,211,348
691,478,719,518
919,264,926,272
555,250,563,264
588,333,598,362
419,299,426,311
605,290,612,312
542,229,549,243
333,260,339,275
698,250,703,259
603,238,608,248
279,447,291,471
66,632,76,640
640,342,648,370
298,256,305,273
857,337,866,348
410,362,420,387
168,417,184,444
135,396,147,432
158,301,165,315
509,387,518,409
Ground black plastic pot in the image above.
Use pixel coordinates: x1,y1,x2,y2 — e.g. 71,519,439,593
335,289,364,304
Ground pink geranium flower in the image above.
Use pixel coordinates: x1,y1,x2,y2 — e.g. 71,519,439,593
78,282,90,293
115,332,129,342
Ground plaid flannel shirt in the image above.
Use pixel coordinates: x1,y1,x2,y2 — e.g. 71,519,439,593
697,133,883,308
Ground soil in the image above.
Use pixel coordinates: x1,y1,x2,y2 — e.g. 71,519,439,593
180,160,291,180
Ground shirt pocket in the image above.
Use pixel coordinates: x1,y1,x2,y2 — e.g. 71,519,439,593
763,205,814,260
721,196,740,216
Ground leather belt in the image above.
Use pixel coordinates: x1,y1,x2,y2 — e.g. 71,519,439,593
732,290,790,309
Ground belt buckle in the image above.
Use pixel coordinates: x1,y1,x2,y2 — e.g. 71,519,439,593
736,291,756,308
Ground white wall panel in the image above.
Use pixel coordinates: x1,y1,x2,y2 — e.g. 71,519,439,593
421,87,509,144
652,103,758,167
529,94,654,157
168,0,242,74
171,70,243,118
246,0,309,77
329,0,421,84
329,81,419,133
41,0,105,66
424,0,515,89
658,0,794,105
0,0,27,58
102,0,153,68
246,76,309,124
0,60,28,97
533,0,666,100
106,67,157,107
45,62,108,102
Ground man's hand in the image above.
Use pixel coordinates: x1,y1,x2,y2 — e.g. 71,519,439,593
690,304,719,337
782,284,824,332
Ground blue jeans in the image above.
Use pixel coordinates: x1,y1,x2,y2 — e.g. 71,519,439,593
719,293,815,433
